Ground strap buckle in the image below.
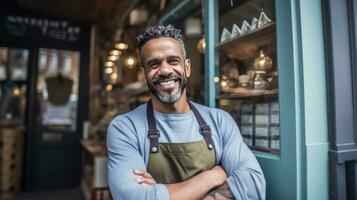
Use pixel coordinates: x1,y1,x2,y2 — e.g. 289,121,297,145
148,129,160,138
200,125,211,135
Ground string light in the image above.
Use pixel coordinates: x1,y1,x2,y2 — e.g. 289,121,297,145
110,50,121,56
105,61,114,67
125,56,137,68
115,42,128,50
108,55,119,61
105,67,113,74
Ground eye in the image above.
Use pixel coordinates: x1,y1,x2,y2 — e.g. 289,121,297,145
148,62,160,69
168,59,180,65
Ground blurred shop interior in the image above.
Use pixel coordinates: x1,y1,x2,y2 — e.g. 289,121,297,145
0,0,337,199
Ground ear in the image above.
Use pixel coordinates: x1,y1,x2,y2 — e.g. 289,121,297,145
184,59,191,78
140,67,147,82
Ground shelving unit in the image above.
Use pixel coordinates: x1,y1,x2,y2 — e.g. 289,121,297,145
217,3,280,155
219,87,278,99
80,140,111,200
217,23,276,60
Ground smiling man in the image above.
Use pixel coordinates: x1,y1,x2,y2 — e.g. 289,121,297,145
107,25,266,200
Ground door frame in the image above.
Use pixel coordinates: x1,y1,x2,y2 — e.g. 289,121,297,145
160,0,328,199
0,18,90,190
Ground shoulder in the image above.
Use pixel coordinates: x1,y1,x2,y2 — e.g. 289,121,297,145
107,103,147,138
190,101,232,122
111,103,146,124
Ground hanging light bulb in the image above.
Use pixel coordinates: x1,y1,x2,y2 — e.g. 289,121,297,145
108,55,119,61
197,37,206,54
110,73,118,80
105,84,113,92
105,67,113,74
110,50,122,56
105,61,114,67
125,56,137,68
115,42,128,50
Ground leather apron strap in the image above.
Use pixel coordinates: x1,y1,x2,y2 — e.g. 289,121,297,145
146,100,215,153
147,100,160,153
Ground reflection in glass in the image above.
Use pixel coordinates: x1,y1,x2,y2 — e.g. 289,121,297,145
0,48,7,81
218,0,280,155
9,49,28,81
37,48,80,133
0,47,29,126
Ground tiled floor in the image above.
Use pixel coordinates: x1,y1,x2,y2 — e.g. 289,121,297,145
17,187,84,200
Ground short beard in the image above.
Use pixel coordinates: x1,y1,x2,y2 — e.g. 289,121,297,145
147,76,186,104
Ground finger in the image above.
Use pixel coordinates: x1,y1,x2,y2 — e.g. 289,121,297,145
141,171,154,179
133,169,145,176
136,177,156,185
133,170,154,179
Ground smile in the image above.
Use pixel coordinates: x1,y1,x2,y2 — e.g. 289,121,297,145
158,79,176,87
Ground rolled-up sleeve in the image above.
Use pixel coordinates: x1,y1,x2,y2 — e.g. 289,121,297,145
107,117,169,200
219,111,266,200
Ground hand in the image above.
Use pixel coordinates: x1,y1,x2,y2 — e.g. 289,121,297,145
133,169,157,185
203,183,235,200
206,166,228,188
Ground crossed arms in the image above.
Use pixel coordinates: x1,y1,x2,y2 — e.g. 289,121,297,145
107,112,265,200
134,166,234,200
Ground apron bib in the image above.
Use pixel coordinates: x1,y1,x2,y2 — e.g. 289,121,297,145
146,100,216,184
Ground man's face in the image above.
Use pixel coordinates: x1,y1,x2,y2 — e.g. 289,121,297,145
140,37,191,104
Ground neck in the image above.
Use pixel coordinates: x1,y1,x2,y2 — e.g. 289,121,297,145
151,91,190,113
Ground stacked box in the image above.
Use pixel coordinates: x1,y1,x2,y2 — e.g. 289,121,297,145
270,102,280,152
240,102,254,147
0,127,24,200
254,103,270,150
242,136,253,146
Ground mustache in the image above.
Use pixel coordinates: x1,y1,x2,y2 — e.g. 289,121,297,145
151,74,183,85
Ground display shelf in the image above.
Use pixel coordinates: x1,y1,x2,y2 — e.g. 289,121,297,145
217,22,276,60
218,87,278,99
81,140,107,157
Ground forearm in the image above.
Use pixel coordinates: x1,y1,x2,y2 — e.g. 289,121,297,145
164,166,227,200
204,182,234,200
165,171,217,200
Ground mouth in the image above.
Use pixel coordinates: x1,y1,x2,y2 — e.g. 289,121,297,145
154,78,180,90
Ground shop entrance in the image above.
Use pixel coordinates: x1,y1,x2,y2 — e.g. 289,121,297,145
26,47,82,189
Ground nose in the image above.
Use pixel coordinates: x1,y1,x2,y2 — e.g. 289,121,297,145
158,61,173,76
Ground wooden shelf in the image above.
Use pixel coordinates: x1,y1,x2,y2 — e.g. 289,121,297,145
217,22,276,60
81,139,107,157
218,87,278,99
114,81,149,99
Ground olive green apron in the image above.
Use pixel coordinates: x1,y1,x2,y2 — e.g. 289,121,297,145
146,100,216,184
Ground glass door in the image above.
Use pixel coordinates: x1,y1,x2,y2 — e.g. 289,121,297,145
214,0,299,199
36,48,79,137
30,48,81,189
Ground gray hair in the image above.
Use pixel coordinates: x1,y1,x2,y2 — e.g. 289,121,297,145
136,24,187,65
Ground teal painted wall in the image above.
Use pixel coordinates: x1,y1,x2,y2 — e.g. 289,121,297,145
296,0,329,199
160,0,329,199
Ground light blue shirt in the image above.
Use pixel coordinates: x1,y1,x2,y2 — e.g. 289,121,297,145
107,102,266,200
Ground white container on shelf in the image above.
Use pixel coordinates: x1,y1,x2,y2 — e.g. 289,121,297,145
271,114,279,124
255,138,269,148
241,125,254,136
255,103,270,114
271,126,280,137
255,126,270,137
243,136,253,146
241,114,253,124
271,139,280,150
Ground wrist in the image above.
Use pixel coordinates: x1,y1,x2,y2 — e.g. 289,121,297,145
203,167,227,188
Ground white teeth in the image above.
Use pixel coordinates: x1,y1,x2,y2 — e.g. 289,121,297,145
159,80,174,86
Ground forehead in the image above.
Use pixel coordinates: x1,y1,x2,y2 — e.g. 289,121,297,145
141,37,183,60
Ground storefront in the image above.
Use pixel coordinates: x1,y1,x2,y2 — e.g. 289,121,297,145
0,9,90,192
160,0,328,199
